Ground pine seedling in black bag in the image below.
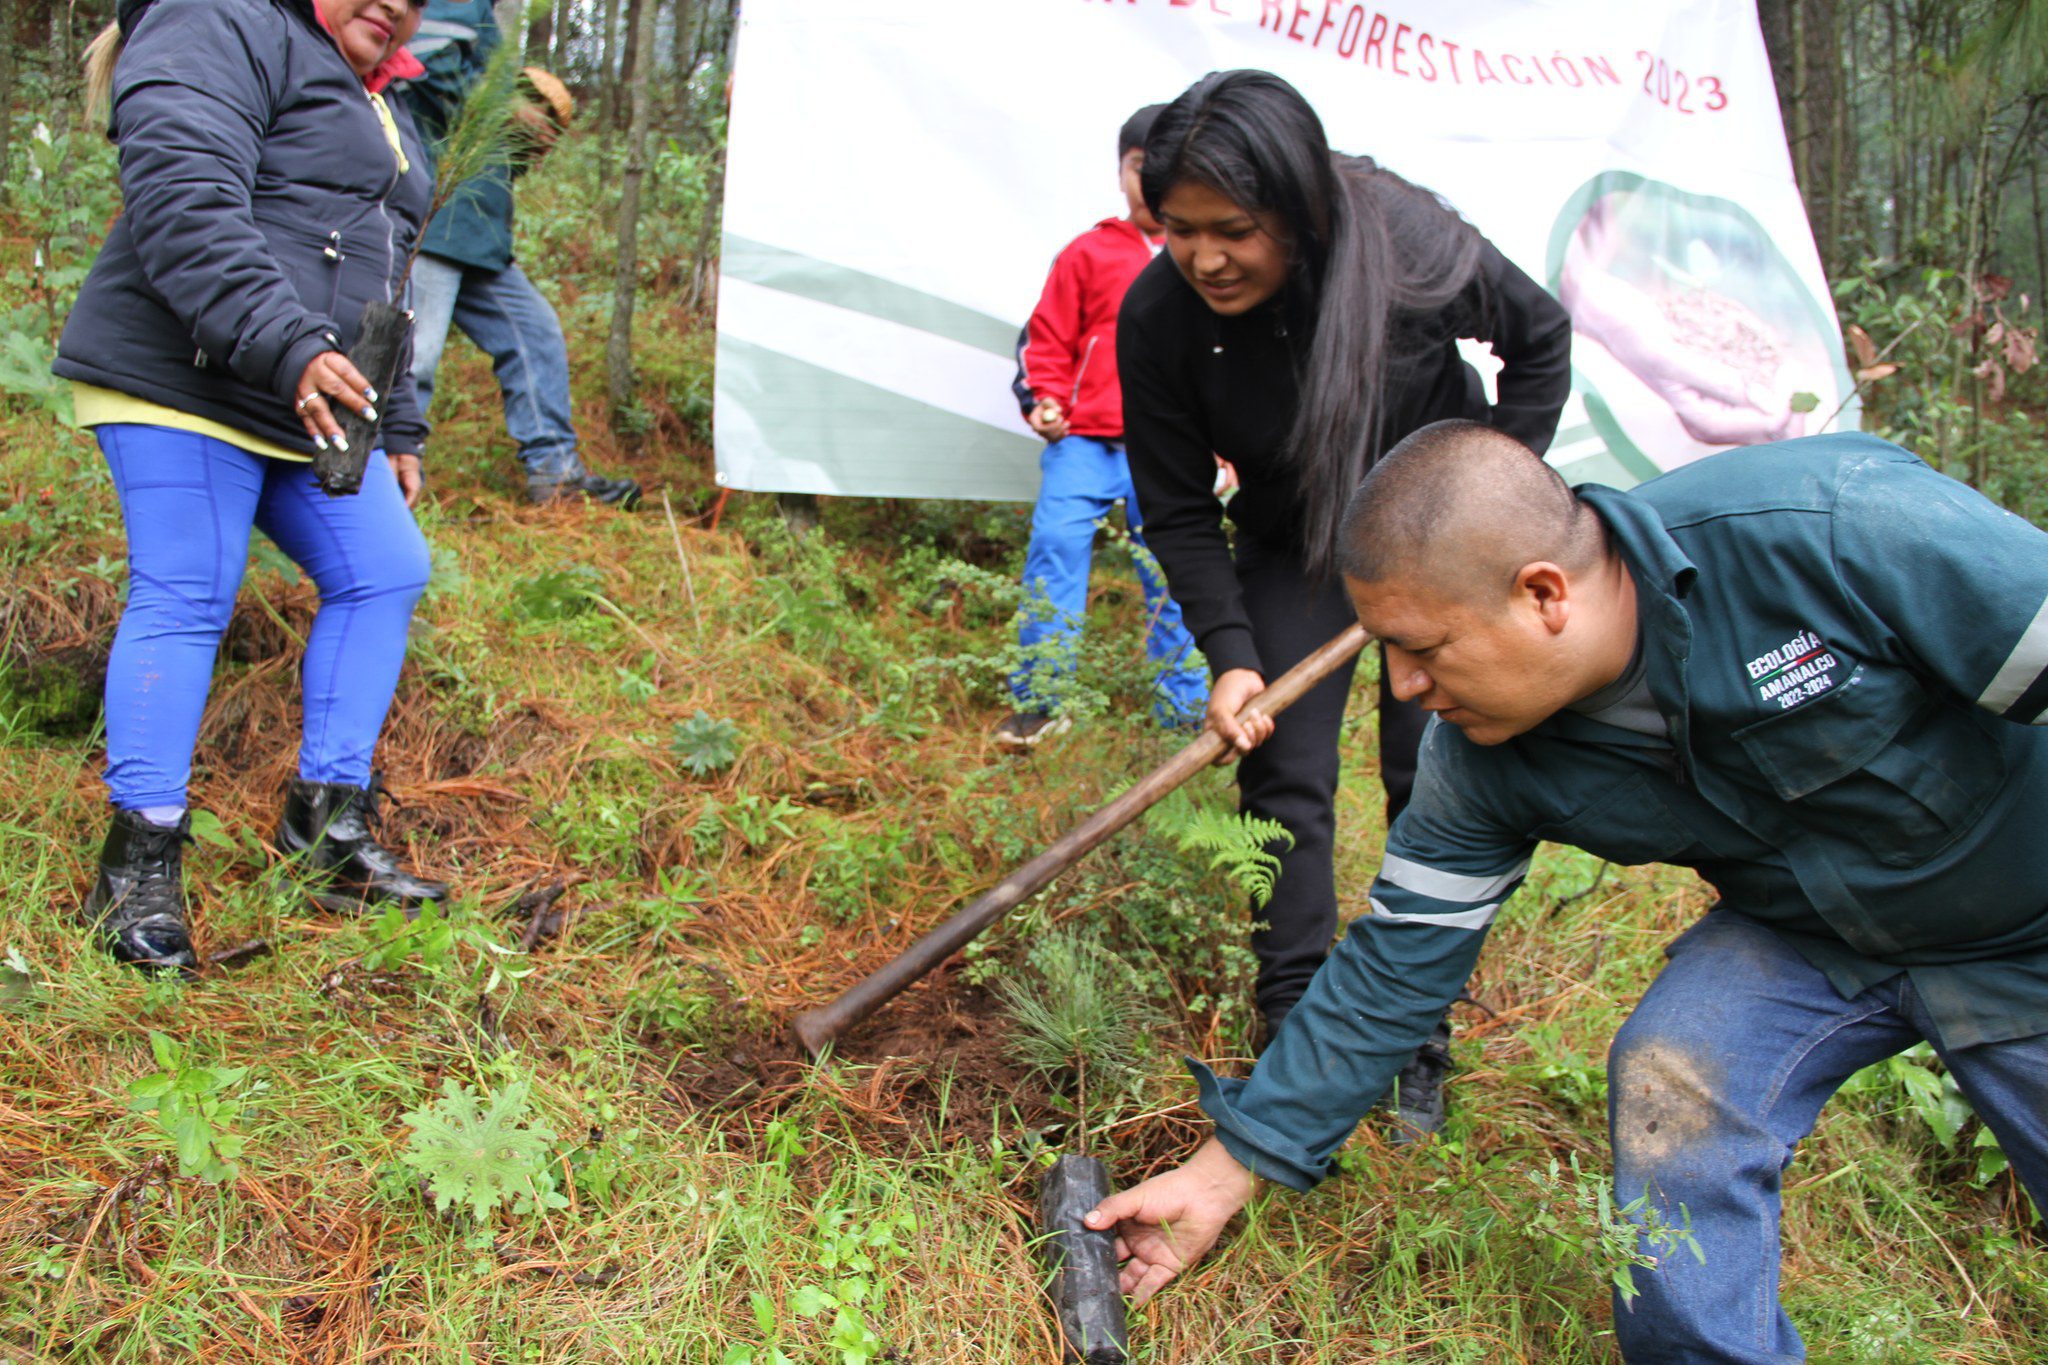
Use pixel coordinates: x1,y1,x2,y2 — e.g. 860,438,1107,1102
998,930,1148,1363
318,13,528,494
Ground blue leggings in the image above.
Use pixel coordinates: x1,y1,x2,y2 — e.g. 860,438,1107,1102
98,424,431,809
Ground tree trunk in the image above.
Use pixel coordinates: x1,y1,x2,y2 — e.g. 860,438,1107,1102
525,0,554,63
618,0,644,93
0,0,17,197
606,0,660,416
669,0,698,137
2032,148,2046,307
598,0,622,130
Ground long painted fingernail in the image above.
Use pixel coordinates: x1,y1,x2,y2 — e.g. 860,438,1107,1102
364,385,379,402
334,434,350,452
314,435,329,450
363,405,378,421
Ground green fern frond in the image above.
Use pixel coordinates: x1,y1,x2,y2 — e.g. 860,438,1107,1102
1150,789,1293,909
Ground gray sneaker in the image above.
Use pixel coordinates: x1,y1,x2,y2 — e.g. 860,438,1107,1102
527,471,643,508
1379,1032,1453,1145
992,711,1072,750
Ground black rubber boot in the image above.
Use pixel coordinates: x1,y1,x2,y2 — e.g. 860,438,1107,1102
527,471,643,509
84,811,198,976
276,778,448,914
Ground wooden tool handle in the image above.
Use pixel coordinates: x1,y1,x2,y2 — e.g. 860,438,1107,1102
791,623,1370,1057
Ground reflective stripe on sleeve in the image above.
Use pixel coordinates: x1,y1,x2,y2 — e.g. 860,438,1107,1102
1978,593,2048,718
1367,896,1503,932
1379,852,1531,903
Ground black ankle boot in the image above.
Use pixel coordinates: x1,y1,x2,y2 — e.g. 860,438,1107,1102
85,811,198,975
276,777,448,914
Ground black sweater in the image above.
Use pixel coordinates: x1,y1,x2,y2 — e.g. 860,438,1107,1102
1118,234,1573,679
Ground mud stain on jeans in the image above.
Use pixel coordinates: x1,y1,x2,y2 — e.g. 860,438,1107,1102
1612,1041,1724,1172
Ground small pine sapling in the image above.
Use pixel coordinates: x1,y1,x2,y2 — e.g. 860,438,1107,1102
320,14,528,492
1000,931,1140,1362
995,929,1147,1154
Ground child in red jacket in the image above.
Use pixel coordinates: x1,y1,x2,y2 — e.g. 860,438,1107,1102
996,104,1209,748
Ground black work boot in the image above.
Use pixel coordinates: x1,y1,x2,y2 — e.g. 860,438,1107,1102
84,811,198,976
1378,1023,1454,1145
276,778,447,914
527,471,643,509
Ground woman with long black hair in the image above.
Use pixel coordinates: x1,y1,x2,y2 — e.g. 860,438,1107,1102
1120,70,1571,1124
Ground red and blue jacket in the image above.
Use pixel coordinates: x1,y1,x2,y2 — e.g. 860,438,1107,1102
1011,217,1161,441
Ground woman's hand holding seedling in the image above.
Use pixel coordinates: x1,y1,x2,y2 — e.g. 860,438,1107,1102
294,350,378,450
1084,1137,1256,1303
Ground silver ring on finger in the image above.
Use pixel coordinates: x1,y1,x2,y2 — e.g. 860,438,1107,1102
296,393,314,411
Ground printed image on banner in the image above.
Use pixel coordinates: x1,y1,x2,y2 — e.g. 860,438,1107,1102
715,0,1856,502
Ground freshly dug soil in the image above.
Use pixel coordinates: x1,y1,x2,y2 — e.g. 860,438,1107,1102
666,976,1057,1140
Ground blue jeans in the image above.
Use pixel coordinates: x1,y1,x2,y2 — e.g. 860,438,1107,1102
1609,911,2048,1362
98,425,431,808
409,253,583,481
1010,436,1206,722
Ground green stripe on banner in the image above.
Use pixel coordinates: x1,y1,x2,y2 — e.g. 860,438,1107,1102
722,235,1021,359
716,335,1041,501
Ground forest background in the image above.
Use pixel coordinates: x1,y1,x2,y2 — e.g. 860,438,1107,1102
0,0,2043,1360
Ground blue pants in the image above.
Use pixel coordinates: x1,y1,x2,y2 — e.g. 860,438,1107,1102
409,253,583,481
98,425,431,809
1010,436,1206,721
1609,911,2048,1362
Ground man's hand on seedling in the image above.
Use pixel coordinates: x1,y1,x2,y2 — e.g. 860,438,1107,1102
1028,397,1069,441
1207,668,1274,761
1085,1138,1257,1304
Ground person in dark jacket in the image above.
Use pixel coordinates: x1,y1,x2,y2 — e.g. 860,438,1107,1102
1119,71,1572,1132
55,0,451,975
1090,426,2048,1360
399,0,640,507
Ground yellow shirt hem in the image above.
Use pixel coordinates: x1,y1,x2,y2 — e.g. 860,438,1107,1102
71,383,310,463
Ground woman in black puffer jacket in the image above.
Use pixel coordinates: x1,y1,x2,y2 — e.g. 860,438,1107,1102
56,0,450,974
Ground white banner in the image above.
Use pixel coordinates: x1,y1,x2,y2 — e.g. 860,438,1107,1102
715,0,1855,500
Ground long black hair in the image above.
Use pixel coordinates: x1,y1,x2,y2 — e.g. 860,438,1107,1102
1141,70,1485,579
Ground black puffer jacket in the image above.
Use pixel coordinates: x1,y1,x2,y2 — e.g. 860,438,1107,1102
55,0,432,456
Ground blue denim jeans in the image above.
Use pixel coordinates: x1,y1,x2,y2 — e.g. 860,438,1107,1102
409,253,583,481
1010,435,1207,723
97,425,431,807
1609,911,2048,1361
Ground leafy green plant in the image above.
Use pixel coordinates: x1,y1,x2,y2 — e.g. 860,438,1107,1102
805,816,914,923
510,563,603,622
399,1079,569,1223
625,976,721,1043
671,709,741,776
633,866,709,944
125,1032,256,1184
1521,1153,1703,1304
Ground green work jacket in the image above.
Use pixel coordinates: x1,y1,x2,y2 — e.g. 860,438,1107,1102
400,0,516,273
1200,432,2048,1190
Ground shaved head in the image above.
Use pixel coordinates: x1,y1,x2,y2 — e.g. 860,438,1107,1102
1340,421,1605,605
1338,420,1639,745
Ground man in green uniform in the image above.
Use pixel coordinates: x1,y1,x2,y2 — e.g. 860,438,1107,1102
1087,423,2048,1362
